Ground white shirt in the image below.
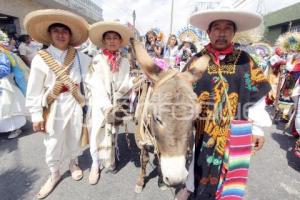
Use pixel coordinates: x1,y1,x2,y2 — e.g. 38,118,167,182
18,42,38,63
26,45,91,122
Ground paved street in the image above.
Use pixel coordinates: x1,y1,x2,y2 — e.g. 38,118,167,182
1,121,300,200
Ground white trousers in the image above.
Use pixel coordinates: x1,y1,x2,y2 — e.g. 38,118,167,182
295,98,300,134
44,120,82,173
89,124,118,169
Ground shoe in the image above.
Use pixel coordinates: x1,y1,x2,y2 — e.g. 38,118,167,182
174,187,191,200
8,129,22,139
69,163,83,181
88,167,100,185
36,175,61,199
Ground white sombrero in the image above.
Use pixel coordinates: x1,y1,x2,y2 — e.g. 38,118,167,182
190,8,263,32
23,9,89,46
89,21,133,48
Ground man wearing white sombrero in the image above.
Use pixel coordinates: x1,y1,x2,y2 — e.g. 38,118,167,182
87,21,133,185
175,7,272,200
24,9,91,199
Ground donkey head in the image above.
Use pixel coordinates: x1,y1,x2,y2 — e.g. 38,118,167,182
131,39,209,186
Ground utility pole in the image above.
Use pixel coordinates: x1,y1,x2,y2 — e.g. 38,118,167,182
170,0,174,35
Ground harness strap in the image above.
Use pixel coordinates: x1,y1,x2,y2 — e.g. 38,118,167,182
38,48,85,107
153,69,178,92
137,70,178,155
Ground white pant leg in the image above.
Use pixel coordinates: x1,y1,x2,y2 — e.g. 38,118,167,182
65,117,82,162
44,109,82,172
44,122,65,173
185,146,195,192
89,127,100,168
295,99,300,133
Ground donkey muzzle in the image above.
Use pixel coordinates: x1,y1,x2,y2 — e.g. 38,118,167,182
160,155,188,186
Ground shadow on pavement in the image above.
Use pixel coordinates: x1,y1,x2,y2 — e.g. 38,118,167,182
271,132,300,172
0,134,19,153
115,133,141,173
72,132,140,176
0,121,34,154
0,167,38,200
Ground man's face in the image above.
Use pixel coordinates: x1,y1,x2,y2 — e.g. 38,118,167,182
49,26,71,50
102,32,122,52
207,20,236,50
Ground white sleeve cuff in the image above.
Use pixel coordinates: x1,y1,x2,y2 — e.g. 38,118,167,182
252,125,264,136
31,112,44,123
248,97,272,127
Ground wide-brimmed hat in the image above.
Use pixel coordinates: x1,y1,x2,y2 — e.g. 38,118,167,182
89,21,133,48
23,9,89,46
189,8,262,32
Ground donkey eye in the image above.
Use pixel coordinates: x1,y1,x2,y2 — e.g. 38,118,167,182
154,116,163,125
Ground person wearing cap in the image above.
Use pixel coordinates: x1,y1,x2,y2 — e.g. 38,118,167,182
175,8,272,200
24,9,91,199
87,21,133,185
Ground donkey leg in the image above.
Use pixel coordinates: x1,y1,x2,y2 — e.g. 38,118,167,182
135,147,149,193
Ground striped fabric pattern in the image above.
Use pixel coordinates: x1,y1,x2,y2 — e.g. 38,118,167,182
216,120,252,200
38,48,85,106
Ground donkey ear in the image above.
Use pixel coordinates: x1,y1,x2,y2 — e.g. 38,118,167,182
187,54,210,83
130,39,160,82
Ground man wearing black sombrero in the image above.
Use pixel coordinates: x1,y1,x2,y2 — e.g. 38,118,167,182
24,9,91,199
175,7,272,200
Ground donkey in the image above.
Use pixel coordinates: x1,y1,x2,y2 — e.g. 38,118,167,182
130,40,210,193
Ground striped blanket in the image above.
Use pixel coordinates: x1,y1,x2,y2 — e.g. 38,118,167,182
216,120,252,200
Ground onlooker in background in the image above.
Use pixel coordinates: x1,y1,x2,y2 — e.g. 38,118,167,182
7,36,18,54
177,38,197,70
145,30,163,58
163,34,179,67
18,34,40,66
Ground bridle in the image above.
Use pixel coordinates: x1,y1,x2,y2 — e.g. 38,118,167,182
141,69,194,168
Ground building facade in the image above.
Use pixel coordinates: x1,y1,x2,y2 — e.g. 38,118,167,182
264,2,300,44
0,0,103,37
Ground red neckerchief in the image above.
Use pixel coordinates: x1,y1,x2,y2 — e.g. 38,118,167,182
205,43,234,65
102,48,120,73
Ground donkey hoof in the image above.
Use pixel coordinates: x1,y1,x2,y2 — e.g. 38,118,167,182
159,184,168,191
158,179,168,191
135,185,143,193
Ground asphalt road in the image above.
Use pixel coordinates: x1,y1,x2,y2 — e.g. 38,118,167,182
0,121,300,200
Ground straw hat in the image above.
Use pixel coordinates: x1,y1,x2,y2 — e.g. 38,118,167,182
23,9,89,46
190,7,262,32
89,21,133,48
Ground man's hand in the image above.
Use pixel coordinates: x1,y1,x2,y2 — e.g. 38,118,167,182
252,135,265,152
33,121,45,132
105,107,115,124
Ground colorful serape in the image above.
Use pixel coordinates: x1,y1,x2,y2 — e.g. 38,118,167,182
216,120,252,200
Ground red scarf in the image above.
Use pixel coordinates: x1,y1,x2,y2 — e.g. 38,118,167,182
205,43,234,65
102,49,121,73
